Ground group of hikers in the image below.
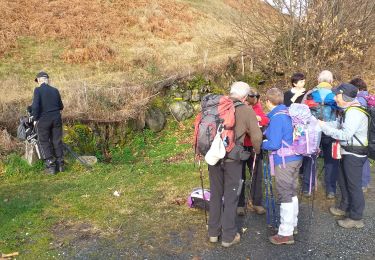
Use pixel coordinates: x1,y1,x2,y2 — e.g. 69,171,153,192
194,70,372,248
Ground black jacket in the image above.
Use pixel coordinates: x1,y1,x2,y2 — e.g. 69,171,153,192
31,83,64,120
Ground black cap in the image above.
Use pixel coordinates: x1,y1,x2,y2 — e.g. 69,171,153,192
34,71,49,82
332,83,358,101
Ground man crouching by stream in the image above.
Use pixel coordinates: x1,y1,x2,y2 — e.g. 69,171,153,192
31,71,64,175
208,82,262,248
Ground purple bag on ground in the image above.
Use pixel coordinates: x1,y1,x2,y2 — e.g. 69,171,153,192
187,188,210,210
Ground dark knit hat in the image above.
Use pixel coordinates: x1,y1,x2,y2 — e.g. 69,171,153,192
332,83,358,102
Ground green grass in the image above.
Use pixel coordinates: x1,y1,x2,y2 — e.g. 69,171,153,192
0,118,210,258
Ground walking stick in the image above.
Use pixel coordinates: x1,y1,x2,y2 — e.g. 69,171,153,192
198,158,208,226
246,153,257,209
265,152,277,228
263,154,270,226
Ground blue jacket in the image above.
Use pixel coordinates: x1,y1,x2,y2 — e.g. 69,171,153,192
262,104,302,165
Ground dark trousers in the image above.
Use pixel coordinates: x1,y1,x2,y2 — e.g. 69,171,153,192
208,160,242,242
36,115,63,161
238,147,263,207
301,155,318,193
338,155,367,220
321,136,339,194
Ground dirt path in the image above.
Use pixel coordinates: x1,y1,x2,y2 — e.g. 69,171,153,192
55,188,375,259
189,188,375,260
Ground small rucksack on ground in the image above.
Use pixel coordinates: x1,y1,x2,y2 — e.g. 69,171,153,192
193,94,243,156
187,187,210,210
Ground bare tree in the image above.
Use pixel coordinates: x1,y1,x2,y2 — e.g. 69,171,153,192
232,0,375,79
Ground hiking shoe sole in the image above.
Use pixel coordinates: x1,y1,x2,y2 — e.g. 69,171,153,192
329,207,346,217
221,233,240,247
209,236,218,243
269,236,295,245
337,219,365,229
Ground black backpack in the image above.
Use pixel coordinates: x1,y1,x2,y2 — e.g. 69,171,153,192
342,106,375,160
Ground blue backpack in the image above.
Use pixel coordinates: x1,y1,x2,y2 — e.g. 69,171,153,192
304,88,338,122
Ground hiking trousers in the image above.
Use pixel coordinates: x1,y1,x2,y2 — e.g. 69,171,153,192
362,159,371,188
238,147,263,207
321,136,339,194
275,160,302,203
36,115,63,161
208,160,242,243
338,155,367,220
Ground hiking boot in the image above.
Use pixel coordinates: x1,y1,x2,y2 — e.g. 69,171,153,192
237,207,246,216
293,227,298,235
326,192,335,199
253,205,266,215
56,158,65,172
269,234,294,245
247,201,256,212
221,233,240,248
329,207,346,217
337,218,364,229
44,159,57,175
209,236,218,243
303,191,312,198
45,166,57,175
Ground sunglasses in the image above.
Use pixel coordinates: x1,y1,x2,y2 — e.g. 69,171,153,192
248,94,260,98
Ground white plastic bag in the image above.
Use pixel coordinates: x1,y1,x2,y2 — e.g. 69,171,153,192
205,131,226,165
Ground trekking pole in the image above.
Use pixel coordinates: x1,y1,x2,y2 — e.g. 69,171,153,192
198,158,208,226
246,152,257,208
63,143,92,170
263,153,270,226
310,155,318,218
265,152,277,228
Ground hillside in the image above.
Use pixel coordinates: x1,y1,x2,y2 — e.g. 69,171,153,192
0,0,259,126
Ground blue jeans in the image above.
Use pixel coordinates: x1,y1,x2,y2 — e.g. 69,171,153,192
321,136,339,194
362,159,371,188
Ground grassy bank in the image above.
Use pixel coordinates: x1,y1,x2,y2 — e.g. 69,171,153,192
0,118,211,258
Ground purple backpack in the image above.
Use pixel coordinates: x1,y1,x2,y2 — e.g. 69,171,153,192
270,104,322,172
365,95,375,107
288,103,322,156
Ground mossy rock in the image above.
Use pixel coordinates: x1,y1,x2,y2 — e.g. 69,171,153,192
63,124,98,156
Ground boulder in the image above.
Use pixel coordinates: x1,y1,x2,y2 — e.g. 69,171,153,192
173,92,183,99
78,156,98,166
193,103,201,112
145,108,166,132
128,112,146,130
183,90,192,101
169,101,194,121
191,89,201,102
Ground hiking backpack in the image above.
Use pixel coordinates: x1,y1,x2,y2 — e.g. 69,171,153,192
303,89,337,122
193,94,243,156
273,104,321,157
343,105,375,160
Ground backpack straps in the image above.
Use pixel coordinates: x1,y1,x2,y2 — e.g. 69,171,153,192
344,106,369,147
